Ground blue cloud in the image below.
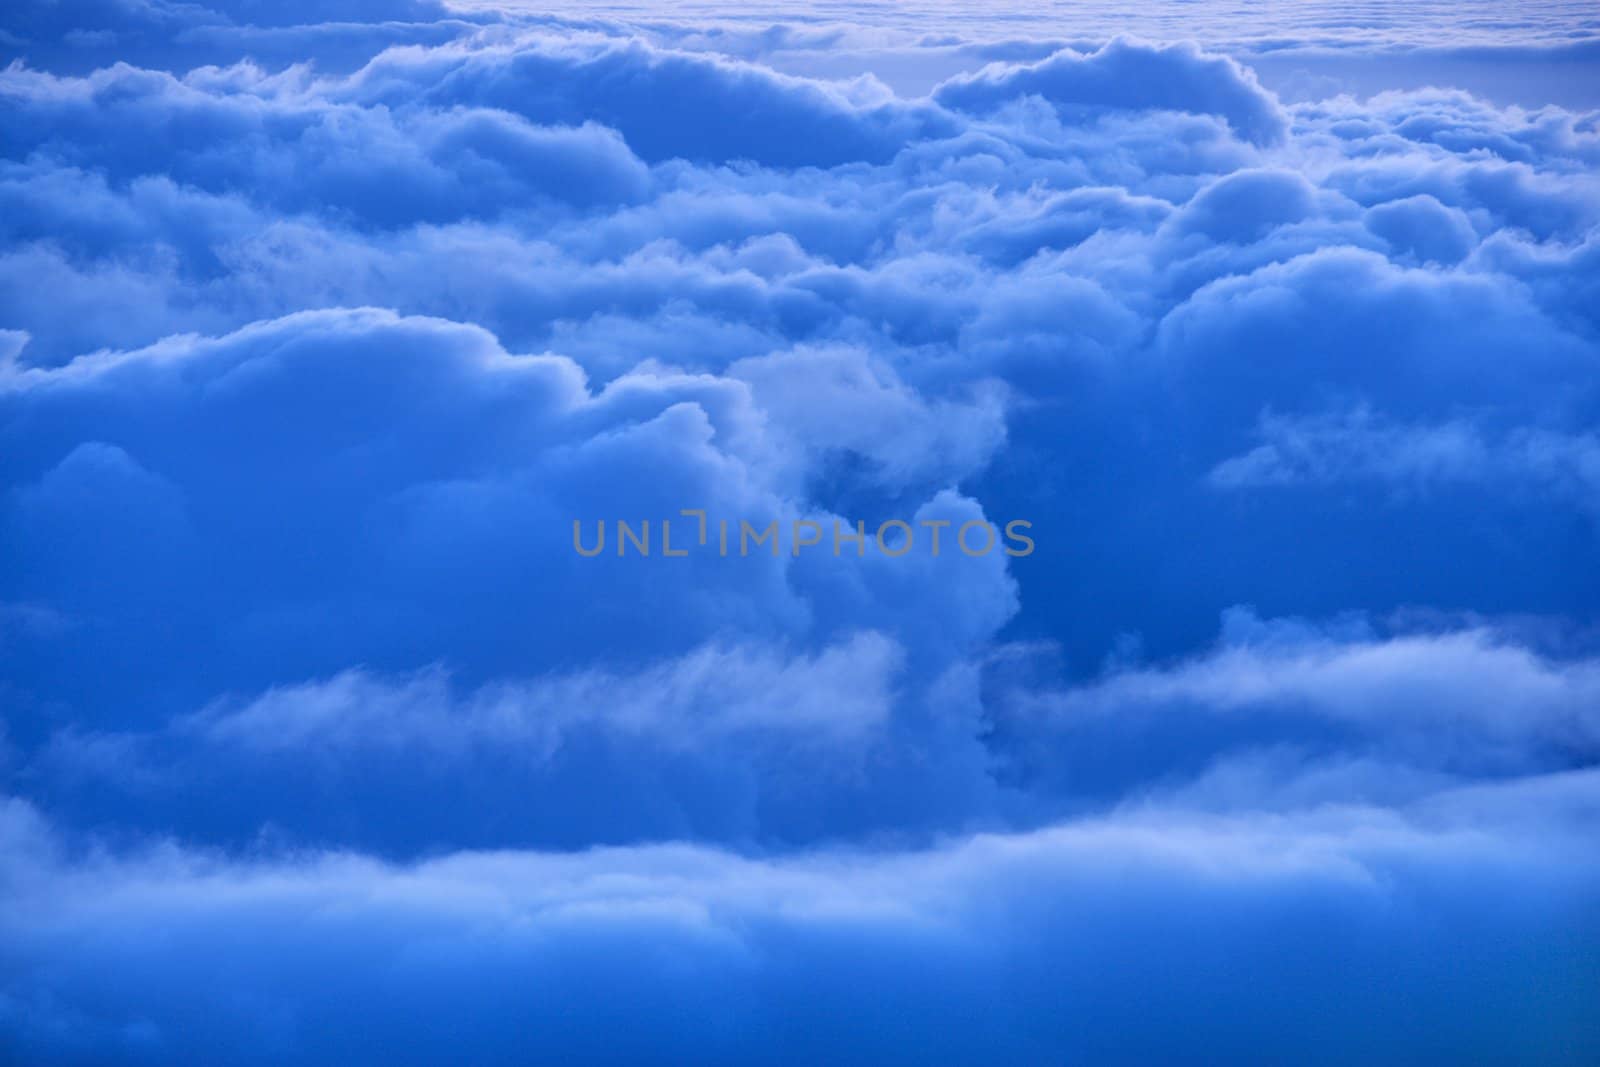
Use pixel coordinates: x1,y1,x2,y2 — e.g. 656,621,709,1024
344,34,960,168
933,37,1289,146
2,0,1599,1060
2,773,1597,1064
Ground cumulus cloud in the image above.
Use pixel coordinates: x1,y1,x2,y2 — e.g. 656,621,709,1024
2,775,1598,1064
341,33,958,168
3,0,1599,1059
185,631,905,756
0,305,1024,845
1363,193,1480,264
1208,405,1600,509
934,37,1289,146
29,630,974,850
727,344,1007,489
985,609,1600,800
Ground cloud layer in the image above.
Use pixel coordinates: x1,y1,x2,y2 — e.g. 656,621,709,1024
2,0,1598,1061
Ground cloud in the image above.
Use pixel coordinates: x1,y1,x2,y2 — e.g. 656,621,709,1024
1363,194,1479,264
1156,246,1596,424
29,631,951,850
933,37,1289,146
987,609,1600,791
0,62,654,226
343,33,959,167
727,344,1007,489
185,631,904,758
1,775,1597,1063
1208,405,1600,510
1166,169,1320,244
2,16,1595,743
3,4,1600,1058
0,307,1019,762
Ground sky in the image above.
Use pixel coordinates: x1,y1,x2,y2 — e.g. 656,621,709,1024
1,0,1598,1063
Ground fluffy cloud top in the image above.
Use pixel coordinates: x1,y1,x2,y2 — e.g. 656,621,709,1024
934,37,1289,147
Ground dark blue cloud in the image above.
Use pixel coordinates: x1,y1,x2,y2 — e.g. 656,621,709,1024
0,63,652,225
1363,193,1479,264
2,1,1599,1061
1167,169,1319,243
344,35,960,168
934,37,1289,147
1,774,1597,1065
